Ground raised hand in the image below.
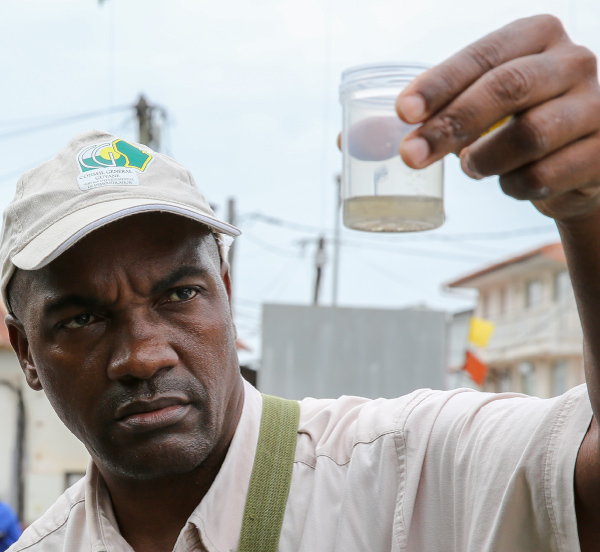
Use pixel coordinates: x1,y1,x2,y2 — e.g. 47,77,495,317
396,15,600,222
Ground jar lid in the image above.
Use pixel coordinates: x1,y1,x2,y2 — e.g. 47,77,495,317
339,62,431,98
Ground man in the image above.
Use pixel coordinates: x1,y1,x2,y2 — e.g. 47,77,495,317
4,13,600,552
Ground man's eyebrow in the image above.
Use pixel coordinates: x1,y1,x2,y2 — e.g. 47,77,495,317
43,294,103,318
41,267,209,317
151,266,209,294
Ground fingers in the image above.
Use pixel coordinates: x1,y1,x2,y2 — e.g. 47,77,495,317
498,133,600,218
396,14,567,124
386,13,600,223
462,89,600,178
399,47,592,168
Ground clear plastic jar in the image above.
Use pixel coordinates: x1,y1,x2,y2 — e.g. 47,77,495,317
339,62,444,232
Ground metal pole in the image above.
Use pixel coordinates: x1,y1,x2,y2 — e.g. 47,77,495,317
332,174,341,306
135,95,152,147
227,197,236,294
313,236,327,305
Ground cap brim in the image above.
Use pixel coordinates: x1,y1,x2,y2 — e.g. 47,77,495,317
11,198,241,271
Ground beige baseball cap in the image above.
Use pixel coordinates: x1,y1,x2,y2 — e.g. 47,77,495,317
0,129,241,311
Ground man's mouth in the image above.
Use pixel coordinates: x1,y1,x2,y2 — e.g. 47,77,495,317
115,397,192,432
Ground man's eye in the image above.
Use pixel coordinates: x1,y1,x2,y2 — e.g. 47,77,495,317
167,288,199,303
63,314,95,329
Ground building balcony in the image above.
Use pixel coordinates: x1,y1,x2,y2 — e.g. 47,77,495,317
481,299,583,364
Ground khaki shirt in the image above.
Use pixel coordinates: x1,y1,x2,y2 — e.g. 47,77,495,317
9,380,592,551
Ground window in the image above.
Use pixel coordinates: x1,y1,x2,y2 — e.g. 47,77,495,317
525,280,543,309
65,472,85,490
498,369,512,393
554,270,571,304
501,286,511,316
519,361,536,395
479,292,488,318
552,360,568,396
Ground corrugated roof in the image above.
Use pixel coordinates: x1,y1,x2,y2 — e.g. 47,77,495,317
446,242,565,288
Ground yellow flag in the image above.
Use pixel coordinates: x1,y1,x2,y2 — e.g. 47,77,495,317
468,317,496,348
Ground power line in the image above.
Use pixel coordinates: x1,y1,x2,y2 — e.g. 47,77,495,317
0,114,75,128
233,305,261,318
243,231,302,258
240,211,556,242
353,249,441,297
247,226,488,263
297,235,487,262
490,302,571,349
260,255,305,298
339,238,486,262
240,212,329,234
236,297,262,308
0,158,55,184
0,105,131,142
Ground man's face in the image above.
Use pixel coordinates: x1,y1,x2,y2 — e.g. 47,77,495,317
6,213,243,480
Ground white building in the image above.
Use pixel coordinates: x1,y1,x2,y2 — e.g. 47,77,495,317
0,318,89,526
446,243,584,398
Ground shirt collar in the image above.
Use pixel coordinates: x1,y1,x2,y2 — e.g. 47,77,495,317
188,379,262,551
84,379,262,552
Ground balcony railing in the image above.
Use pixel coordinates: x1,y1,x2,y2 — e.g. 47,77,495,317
482,298,582,363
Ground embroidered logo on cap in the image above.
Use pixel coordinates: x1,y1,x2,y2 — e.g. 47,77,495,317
76,139,153,191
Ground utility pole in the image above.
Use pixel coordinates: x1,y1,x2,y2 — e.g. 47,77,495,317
135,94,166,151
135,95,152,147
332,174,342,306
313,236,327,305
227,197,237,293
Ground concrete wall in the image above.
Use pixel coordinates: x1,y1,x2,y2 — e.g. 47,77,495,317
24,389,89,523
0,352,24,512
260,304,447,400
0,350,89,525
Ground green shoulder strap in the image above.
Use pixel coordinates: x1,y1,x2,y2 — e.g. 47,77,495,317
238,394,300,552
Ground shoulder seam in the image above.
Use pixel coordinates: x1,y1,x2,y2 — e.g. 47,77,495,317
295,428,399,469
11,498,85,551
543,388,582,552
394,388,438,551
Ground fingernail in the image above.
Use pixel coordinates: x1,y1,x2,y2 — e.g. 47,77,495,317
460,152,483,180
397,94,426,123
400,137,430,168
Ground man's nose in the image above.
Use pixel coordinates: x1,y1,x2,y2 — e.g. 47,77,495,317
106,315,179,381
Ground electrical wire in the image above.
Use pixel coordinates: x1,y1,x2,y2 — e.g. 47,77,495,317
353,249,443,298
0,157,56,184
319,0,334,228
247,225,488,263
260,255,305,298
239,211,557,242
233,306,261,320
487,302,573,350
243,231,302,258
235,297,262,308
0,105,131,142
339,239,485,262
240,212,330,234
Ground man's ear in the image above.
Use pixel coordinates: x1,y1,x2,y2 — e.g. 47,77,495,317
219,261,238,339
5,314,43,391
220,260,232,304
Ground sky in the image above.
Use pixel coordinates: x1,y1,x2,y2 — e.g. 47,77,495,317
2,0,599,362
